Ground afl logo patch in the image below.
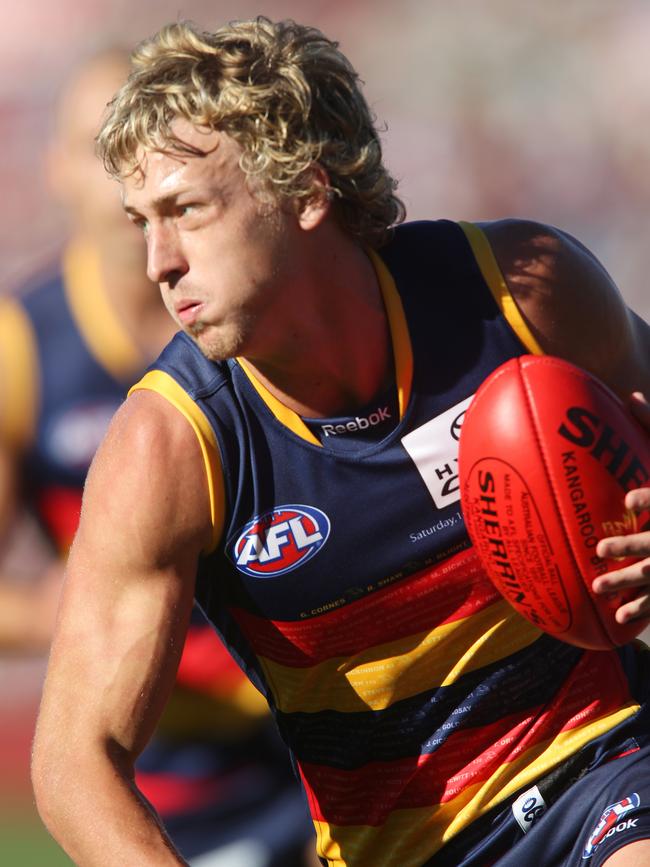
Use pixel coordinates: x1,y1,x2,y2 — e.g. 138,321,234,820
230,505,330,578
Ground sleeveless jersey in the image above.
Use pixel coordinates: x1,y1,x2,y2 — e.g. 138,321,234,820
132,220,649,866
0,242,145,549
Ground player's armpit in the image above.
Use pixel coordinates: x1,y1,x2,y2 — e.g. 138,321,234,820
479,218,650,400
32,389,212,867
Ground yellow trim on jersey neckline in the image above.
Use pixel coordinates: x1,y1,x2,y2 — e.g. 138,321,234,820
458,221,544,355
368,247,413,418
129,370,225,553
236,248,413,446
0,298,39,449
63,241,145,382
236,358,322,446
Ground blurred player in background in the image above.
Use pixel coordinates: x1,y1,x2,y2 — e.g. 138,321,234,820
0,47,314,866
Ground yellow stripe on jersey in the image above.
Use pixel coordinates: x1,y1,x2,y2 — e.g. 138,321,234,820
444,702,639,839
368,247,413,417
314,702,639,866
0,297,39,449
259,600,540,713
129,370,225,552
458,221,544,356
236,247,414,443
236,358,322,446
64,242,145,383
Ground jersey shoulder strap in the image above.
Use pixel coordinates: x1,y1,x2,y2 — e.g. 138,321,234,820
459,221,544,354
129,361,225,554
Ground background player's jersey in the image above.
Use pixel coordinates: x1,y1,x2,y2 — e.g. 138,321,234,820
0,243,313,865
0,242,141,549
134,220,650,866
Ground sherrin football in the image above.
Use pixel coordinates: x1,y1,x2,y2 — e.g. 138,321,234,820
458,355,650,650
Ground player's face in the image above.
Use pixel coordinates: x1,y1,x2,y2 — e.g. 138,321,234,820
122,121,302,361
49,56,141,245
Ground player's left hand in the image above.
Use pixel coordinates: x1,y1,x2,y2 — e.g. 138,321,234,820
592,392,650,625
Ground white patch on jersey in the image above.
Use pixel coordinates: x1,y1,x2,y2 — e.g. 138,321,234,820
401,395,474,508
512,785,547,834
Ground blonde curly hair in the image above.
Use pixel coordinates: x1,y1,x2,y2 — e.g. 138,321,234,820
97,17,404,247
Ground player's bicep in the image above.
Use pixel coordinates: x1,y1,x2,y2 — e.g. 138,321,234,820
40,391,212,761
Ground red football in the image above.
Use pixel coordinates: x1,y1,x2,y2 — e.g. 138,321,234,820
459,354,650,650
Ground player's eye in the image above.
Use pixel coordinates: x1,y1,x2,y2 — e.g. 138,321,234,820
127,214,149,234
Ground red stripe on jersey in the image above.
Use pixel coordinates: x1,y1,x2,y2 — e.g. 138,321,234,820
298,649,631,825
231,548,500,667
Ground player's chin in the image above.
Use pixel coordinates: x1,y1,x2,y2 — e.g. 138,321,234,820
189,325,240,363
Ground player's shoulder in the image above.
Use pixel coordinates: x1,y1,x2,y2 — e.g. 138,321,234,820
382,218,466,255
85,388,207,502
478,217,590,268
478,218,647,394
477,217,615,307
84,387,214,551
102,387,202,463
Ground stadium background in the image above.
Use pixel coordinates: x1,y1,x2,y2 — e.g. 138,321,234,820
1,1,649,863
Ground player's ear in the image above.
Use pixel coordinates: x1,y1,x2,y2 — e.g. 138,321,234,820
296,164,334,231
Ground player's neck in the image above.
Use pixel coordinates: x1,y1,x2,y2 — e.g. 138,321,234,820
241,235,393,418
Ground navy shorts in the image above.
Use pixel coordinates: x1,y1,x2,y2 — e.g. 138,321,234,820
431,735,650,866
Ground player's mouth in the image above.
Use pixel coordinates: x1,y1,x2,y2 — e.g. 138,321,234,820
175,299,204,326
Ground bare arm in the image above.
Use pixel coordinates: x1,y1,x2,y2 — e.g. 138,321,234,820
32,389,213,865
480,218,649,396
482,218,650,626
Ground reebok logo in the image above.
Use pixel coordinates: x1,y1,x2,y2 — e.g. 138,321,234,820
582,793,641,859
321,406,392,437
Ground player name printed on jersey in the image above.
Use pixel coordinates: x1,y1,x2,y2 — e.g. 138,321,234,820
229,505,331,578
401,395,473,509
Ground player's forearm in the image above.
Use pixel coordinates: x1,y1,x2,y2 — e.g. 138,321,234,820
32,736,188,866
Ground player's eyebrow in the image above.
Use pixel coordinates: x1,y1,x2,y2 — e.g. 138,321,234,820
122,191,192,216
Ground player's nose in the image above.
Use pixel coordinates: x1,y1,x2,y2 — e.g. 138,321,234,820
146,224,188,286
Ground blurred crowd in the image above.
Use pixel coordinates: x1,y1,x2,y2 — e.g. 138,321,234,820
3,1,650,318
1,0,649,863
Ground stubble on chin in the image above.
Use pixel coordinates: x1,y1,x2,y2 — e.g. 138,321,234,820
187,314,253,362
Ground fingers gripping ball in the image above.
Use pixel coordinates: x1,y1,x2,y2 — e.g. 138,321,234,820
458,355,650,650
